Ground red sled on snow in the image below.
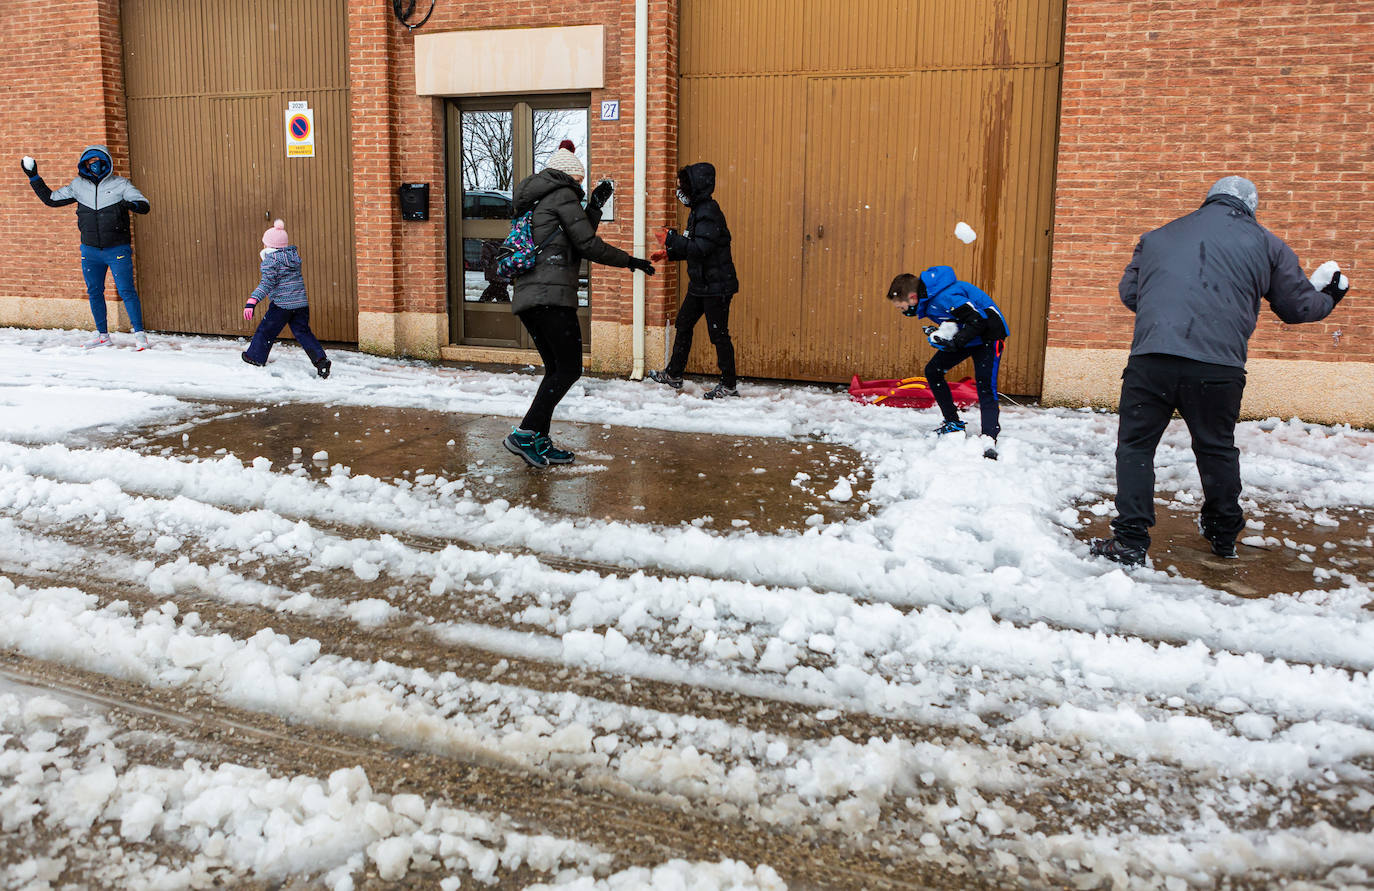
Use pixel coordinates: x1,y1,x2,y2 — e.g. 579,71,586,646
848,375,980,409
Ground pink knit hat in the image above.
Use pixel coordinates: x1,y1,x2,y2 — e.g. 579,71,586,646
262,219,289,249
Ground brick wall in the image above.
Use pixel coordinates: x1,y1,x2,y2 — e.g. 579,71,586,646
2,0,124,309
349,1,680,328
1050,0,1374,363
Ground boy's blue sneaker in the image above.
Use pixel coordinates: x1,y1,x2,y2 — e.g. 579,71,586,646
535,433,575,465
934,419,966,436
503,428,550,468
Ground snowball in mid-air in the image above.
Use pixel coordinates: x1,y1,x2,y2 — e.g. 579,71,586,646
954,222,977,244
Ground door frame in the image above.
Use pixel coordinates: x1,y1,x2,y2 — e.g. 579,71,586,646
445,94,593,349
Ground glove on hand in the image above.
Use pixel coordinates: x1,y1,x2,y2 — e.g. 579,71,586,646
1323,271,1349,307
628,257,656,276
244,299,258,321
589,180,614,208
928,333,953,350
649,250,667,262
21,156,37,177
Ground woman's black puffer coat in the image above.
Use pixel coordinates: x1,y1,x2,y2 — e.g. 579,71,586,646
510,170,633,314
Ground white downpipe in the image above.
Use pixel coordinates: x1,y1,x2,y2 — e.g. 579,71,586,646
630,0,648,380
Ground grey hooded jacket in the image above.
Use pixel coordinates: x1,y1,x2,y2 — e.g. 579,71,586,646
1119,194,1335,368
28,145,150,249
509,169,633,314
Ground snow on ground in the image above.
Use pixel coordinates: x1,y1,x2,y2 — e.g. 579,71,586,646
1,327,1373,888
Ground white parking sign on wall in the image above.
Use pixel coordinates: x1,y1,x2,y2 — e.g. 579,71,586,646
285,101,315,158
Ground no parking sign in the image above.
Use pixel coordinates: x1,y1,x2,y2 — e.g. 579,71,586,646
285,101,315,158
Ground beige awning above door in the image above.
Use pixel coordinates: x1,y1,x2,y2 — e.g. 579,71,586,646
415,26,605,96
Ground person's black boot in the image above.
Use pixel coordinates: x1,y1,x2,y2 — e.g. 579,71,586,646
1197,517,1237,558
1089,537,1148,567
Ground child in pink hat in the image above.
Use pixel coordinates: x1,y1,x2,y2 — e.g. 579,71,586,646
241,219,331,377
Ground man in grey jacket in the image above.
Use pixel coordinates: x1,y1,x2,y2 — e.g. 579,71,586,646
1090,176,1348,566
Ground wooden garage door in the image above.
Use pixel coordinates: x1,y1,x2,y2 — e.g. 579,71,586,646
122,0,356,342
679,0,1064,395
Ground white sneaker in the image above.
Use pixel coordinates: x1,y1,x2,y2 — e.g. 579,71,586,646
83,334,113,350
134,332,149,351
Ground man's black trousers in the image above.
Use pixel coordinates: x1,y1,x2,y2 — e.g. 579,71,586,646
666,291,736,387
516,305,583,435
1111,353,1247,549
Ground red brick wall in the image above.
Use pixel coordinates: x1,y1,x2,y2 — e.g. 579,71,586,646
349,2,681,327
1050,0,1374,363
2,0,125,308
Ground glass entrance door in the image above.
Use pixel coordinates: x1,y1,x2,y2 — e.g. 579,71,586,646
446,96,590,349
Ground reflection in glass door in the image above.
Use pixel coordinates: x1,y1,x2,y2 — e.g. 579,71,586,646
446,97,590,349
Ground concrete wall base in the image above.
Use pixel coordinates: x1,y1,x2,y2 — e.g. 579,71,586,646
1043,347,1374,427
0,296,135,333
358,311,447,360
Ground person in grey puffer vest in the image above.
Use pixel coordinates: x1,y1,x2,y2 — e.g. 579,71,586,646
22,145,152,350
501,144,655,468
241,219,330,379
1090,176,1348,567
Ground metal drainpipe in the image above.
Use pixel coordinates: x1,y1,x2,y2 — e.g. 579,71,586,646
630,0,648,380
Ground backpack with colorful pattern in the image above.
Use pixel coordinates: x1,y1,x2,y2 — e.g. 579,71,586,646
495,199,562,280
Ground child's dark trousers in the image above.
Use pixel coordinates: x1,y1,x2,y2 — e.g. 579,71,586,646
244,304,327,366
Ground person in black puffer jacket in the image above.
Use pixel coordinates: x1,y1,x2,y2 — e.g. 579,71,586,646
502,144,656,468
23,145,152,350
647,162,741,399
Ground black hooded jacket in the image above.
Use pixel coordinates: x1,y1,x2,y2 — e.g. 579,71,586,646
664,163,738,297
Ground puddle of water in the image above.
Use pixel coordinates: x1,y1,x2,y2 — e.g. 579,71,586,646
1081,497,1374,599
121,402,871,534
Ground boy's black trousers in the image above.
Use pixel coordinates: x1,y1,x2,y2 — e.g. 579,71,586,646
666,291,736,387
924,340,1003,440
1110,353,1247,549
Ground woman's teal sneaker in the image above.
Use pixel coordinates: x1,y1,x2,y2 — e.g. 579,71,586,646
503,428,550,467
535,433,575,465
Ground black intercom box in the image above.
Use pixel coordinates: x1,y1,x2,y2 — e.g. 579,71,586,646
398,183,430,221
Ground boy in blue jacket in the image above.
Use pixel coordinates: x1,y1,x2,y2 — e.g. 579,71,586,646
887,266,1010,458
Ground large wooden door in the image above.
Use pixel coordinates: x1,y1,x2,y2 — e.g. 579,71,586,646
122,0,356,342
679,0,1064,394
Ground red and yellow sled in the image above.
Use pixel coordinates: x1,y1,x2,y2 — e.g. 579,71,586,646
848,375,980,409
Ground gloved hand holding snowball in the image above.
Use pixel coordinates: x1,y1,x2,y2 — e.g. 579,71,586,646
1310,261,1349,307
21,156,37,177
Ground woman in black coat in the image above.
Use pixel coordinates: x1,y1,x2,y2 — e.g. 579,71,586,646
503,146,655,467
648,162,741,398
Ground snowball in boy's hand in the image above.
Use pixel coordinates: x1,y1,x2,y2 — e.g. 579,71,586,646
955,222,977,244
1310,261,1346,292
21,156,35,172
936,321,959,341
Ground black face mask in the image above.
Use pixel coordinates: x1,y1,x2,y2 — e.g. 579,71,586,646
676,188,692,207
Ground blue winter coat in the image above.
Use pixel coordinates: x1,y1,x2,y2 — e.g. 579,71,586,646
249,246,309,310
916,266,1011,347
